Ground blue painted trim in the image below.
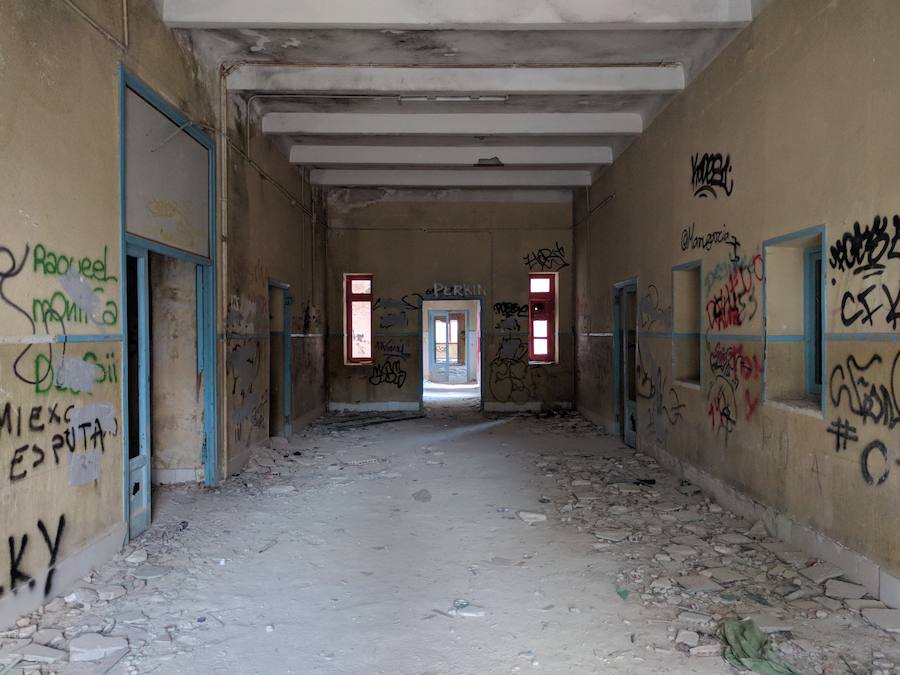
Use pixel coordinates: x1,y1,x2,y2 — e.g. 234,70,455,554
763,224,826,248
672,260,702,271
672,332,701,339
124,234,211,265
767,334,805,342
611,285,621,436
827,332,900,342
118,64,130,532
704,334,764,342
761,224,827,413
121,68,219,498
804,245,823,401
49,334,125,343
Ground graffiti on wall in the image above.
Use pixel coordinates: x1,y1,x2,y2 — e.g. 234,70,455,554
690,152,734,199
1,515,67,598
829,214,900,329
228,340,266,440
425,283,484,298
638,284,672,331
374,295,422,329
368,359,408,389
493,301,528,331
704,341,763,444
636,346,684,443
681,224,741,262
705,254,764,331
375,339,412,361
488,337,545,403
827,348,900,488
523,242,569,272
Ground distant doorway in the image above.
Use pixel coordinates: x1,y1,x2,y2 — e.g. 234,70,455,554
421,300,482,409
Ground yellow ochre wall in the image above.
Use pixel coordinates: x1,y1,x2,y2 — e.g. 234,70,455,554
575,0,900,600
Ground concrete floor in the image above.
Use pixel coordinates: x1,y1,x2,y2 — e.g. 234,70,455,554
9,411,898,674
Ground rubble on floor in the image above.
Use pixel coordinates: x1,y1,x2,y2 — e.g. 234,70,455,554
532,419,900,674
1,410,896,673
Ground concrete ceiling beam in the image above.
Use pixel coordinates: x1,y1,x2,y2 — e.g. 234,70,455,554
163,0,753,30
262,113,642,135
289,145,613,166
309,169,593,187
227,65,685,94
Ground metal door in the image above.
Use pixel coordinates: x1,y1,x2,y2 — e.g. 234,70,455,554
615,283,638,448
125,247,151,538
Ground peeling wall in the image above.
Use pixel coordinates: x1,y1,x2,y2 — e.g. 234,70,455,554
326,189,574,411
224,95,326,474
0,0,216,625
575,0,900,595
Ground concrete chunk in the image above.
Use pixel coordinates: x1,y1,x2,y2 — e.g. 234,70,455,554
676,575,723,592
824,579,867,599
743,613,793,633
799,562,845,585
10,643,66,664
517,511,547,524
69,633,129,662
862,609,900,633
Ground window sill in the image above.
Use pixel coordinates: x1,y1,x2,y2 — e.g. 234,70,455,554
345,361,373,367
674,379,701,391
528,361,557,366
764,397,823,418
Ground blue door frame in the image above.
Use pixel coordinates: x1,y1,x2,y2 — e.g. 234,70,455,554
427,309,469,383
119,67,219,539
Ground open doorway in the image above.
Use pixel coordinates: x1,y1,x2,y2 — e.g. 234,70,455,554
421,300,482,409
268,280,292,439
613,281,638,447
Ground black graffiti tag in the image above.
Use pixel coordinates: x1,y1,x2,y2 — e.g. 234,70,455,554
369,360,407,389
691,153,734,199
828,214,900,277
523,242,569,272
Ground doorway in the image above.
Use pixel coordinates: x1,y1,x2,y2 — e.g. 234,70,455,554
121,70,218,540
268,280,293,439
421,300,482,409
613,281,638,448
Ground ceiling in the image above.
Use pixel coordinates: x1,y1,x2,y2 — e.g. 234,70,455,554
164,1,765,189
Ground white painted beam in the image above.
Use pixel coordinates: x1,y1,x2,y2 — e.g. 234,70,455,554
263,113,642,135
290,145,613,166
227,65,684,94
309,169,592,187
164,0,753,29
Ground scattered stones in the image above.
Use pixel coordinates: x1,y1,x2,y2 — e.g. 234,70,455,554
675,630,699,648
517,511,547,524
65,587,99,607
594,529,631,542
412,489,432,502
69,633,129,661
824,579,867,600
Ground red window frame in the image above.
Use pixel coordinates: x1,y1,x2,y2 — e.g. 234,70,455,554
345,274,373,364
528,273,556,363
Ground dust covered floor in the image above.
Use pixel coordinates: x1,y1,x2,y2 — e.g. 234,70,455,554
4,412,898,674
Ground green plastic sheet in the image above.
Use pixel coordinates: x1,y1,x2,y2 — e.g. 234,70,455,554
719,619,803,675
